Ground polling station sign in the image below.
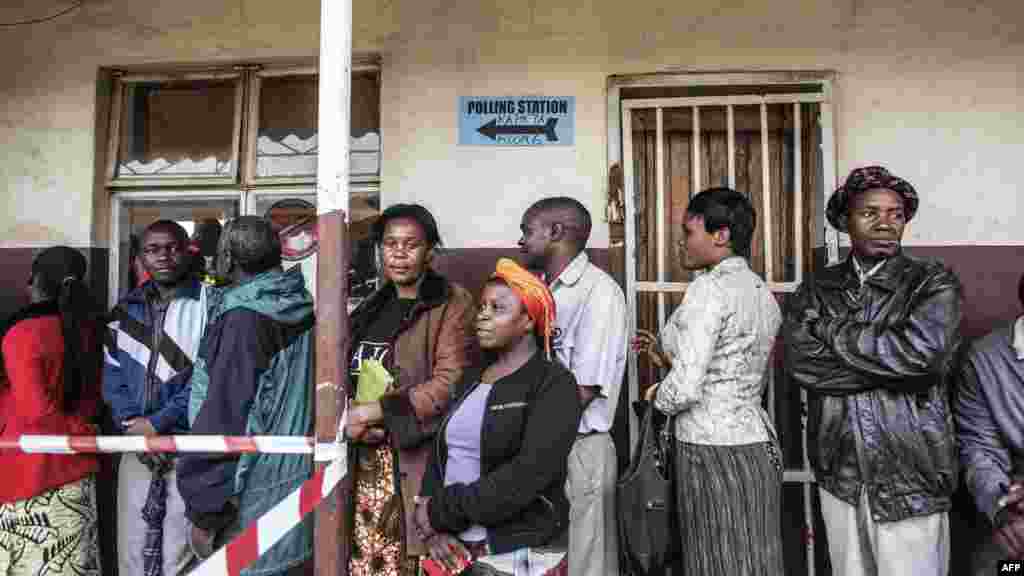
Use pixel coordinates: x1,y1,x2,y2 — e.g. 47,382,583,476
459,96,575,146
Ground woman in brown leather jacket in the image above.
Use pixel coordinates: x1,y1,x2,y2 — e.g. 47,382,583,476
345,204,476,576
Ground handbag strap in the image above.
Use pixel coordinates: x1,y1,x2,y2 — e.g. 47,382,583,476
656,412,675,472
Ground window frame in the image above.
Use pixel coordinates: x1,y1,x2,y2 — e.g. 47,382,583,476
107,189,245,308
243,62,382,187
105,57,382,307
105,70,246,188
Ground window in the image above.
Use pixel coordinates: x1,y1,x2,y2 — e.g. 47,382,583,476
104,58,382,305
247,68,380,183
613,72,837,576
110,193,241,303
109,75,243,184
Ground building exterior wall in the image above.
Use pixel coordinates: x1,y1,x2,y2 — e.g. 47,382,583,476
1,0,1022,251
0,2,1022,572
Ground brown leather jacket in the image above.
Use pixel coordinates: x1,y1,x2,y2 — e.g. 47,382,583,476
348,268,476,556
784,254,962,522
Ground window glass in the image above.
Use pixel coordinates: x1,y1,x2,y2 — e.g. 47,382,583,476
118,198,239,295
255,70,380,180
116,79,238,180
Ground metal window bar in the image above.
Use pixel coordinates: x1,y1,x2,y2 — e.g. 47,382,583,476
692,106,702,195
622,107,641,453
634,281,801,293
792,101,815,576
794,103,804,287
821,82,840,264
760,102,775,284
727,105,736,189
622,93,826,110
759,103,777,431
656,108,666,330
623,88,833,576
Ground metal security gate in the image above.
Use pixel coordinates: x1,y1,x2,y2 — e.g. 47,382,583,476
620,81,837,576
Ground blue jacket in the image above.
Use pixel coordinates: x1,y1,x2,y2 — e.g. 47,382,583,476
178,266,314,575
102,278,207,433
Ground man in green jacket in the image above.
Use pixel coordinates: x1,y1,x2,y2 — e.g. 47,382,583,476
178,216,315,575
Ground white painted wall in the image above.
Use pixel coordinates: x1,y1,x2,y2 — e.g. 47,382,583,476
1,0,1022,248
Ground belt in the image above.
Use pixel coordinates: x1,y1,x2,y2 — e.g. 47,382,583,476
576,430,609,440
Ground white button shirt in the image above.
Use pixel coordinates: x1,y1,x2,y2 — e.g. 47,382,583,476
549,252,629,434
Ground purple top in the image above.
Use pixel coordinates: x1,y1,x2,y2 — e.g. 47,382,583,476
444,382,492,542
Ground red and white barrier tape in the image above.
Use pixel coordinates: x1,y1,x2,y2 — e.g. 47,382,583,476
2,421,350,575
0,435,343,462
191,454,347,576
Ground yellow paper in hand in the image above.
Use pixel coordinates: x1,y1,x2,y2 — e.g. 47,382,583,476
355,359,394,404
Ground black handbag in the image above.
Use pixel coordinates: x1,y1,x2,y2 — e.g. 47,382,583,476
616,401,676,576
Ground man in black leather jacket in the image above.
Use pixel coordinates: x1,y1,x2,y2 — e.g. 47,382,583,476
784,166,962,576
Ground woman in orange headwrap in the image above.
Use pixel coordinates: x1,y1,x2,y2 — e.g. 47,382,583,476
413,258,581,576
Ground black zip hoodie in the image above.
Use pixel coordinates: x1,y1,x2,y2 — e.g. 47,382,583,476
420,352,581,554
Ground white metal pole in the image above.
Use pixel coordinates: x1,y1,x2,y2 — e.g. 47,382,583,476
314,2,352,574
317,0,352,217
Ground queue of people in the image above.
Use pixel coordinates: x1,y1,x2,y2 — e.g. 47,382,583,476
1,164,1022,576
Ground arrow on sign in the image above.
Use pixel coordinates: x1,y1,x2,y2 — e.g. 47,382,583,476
477,118,559,142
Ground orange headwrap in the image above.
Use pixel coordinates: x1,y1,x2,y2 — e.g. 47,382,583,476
491,258,557,360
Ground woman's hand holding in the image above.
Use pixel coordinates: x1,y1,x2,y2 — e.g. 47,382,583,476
413,496,436,541
631,329,670,370
344,405,369,441
426,533,471,574
644,383,660,403
345,402,385,442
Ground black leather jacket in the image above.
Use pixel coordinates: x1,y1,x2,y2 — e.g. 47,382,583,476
784,253,962,521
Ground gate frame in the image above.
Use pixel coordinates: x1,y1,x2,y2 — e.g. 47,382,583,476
609,71,839,576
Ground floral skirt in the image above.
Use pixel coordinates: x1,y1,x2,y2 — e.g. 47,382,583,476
0,475,101,576
349,444,418,576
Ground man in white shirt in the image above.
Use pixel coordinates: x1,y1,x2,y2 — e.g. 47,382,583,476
519,197,628,576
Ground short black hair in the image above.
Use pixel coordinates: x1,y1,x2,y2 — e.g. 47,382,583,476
143,219,189,246
221,216,282,275
686,187,757,259
193,219,223,257
372,204,442,248
525,196,592,249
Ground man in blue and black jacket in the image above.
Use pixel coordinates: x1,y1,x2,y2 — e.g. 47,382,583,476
103,220,207,576
178,216,315,576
